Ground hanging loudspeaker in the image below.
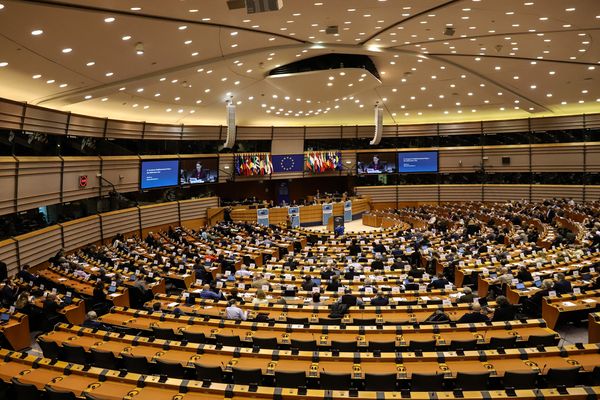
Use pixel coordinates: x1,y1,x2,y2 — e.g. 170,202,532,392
370,104,383,145
223,101,236,149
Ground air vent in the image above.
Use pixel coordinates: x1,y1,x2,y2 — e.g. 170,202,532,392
325,25,339,35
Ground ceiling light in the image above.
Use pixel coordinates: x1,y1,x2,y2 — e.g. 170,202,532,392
31,29,43,36
104,17,115,23
62,48,72,53
135,42,144,55
0,61,7,67
130,7,141,11
122,35,131,41
178,25,188,30
105,72,113,77
46,79,55,83
84,95,92,99
86,61,95,66
32,74,41,79
59,83,67,88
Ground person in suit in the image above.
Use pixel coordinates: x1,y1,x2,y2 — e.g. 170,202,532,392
428,273,449,289
340,288,363,306
82,311,110,330
457,303,490,323
526,279,554,316
301,275,317,291
367,154,384,171
326,275,342,292
372,240,387,254
348,240,361,256
190,161,207,180
553,273,572,294
491,296,516,321
457,287,476,304
516,265,533,282
370,291,389,306
403,276,420,291
0,279,18,307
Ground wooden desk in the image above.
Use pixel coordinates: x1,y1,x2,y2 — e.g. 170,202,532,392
0,309,30,351
541,290,600,330
96,310,556,349
589,312,600,344
1,347,599,399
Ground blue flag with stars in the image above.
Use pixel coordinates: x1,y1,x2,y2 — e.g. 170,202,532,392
272,154,305,173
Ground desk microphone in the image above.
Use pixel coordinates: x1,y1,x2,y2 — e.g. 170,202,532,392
540,363,547,375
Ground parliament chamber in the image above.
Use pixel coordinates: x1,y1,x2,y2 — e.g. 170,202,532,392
1,0,600,399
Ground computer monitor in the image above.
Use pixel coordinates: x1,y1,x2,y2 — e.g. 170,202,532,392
108,285,117,293
516,283,525,290
0,313,10,323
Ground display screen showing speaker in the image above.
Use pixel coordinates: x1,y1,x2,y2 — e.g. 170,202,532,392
180,158,219,185
356,152,396,174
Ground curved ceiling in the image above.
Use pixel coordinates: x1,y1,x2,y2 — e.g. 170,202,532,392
0,0,598,126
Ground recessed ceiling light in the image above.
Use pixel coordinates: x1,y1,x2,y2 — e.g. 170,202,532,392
130,7,141,11
105,72,113,77
122,35,131,41
0,4,4,10
86,61,95,66
178,25,188,30
32,74,41,79
230,31,238,36
104,17,115,23
0,61,7,67
59,83,67,88
62,48,72,53
31,29,43,36
84,95,92,99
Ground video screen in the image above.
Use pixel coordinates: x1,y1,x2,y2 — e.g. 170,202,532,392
140,160,179,190
180,158,218,185
357,152,397,174
398,151,438,173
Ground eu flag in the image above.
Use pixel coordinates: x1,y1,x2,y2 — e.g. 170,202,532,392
272,154,304,173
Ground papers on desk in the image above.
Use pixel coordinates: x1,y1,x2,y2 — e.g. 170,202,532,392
58,278,67,282
181,274,191,278
392,297,408,302
109,293,120,297
167,302,180,308
562,301,576,307
582,299,597,303
90,267,100,272
420,296,431,301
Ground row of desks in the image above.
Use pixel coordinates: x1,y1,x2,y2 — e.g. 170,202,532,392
1,348,598,400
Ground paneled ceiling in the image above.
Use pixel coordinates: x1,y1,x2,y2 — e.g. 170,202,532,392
0,0,598,126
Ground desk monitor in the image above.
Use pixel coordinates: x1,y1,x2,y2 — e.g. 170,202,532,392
108,285,117,293
0,313,10,323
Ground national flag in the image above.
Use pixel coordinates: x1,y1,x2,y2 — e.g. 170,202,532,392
273,154,304,173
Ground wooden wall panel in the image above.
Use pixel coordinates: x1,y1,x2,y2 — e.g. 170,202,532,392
236,126,272,140
16,226,61,268
179,197,219,226
99,156,139,196
531,115,585,132
439,147,481,173
105,120,143,140
181,125,221,141
272,126,304,140
531,185,584,202
585,143,600,173
0,99,24,130
305,126,341,139
397,185,438,202
22,105,68,136
483,119,529,134
0,157,17,216
61,215,101,251
439,122,481,135
143,123,182,140
531,144,584,172
440,185,483,202
218,154,234,183
484,145,530,172
140,203,179,235
397,123,438,137
585,186,600,202
0,239,18,277
355,186,397,204
62,157,102,203
66,114,106,138
100,208,140,240
16,157,62,211
484,185,530,202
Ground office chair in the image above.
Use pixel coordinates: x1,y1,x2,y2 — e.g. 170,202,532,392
45,385,78,400
62,343,89,365
182,330,206,344
411,373,444,391
455,372,489,390
121,354,151,374
155,359,186,379
194,363,224,383
90,348,120,370
274,371,307,388
290,339,317,351
252,337,278,349
152,327,178,341
215,334,241,348
352,318,377,326
449,339,478,351
545,367,581,387
503,371,539,389
527,334,558,347
10,378,39,400
488,336,517,350
331,340,358,352
368,341,396,352
286,317,309,324
408,340,436,352
320,372,352,390
364,373,397,391
232,367,262,385
318,317,341,326
37,337,61,360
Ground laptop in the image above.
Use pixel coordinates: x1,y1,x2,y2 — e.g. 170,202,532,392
63,296,73,306
108,285,117,293
534,280,542,288
515,283,525,290
0,313,10,324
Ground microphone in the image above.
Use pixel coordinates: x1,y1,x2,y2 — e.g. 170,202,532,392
540,363,547,375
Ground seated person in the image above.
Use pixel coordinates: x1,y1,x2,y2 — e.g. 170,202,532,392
370,291,389,306
252,289,270,306
457,303,490,323
225,300,247,320
251,273,270,289
326,275,342,292
226,287,245,304
198,284,222,300
457,287,476,304
491,295,516,322
424,309,451,324
553,273,572,294
82,311,110,330
301,275,317,291
16,264,37,284
403,276,420,291
516,265,533,282
340,288,364,306
309,292,322,306
428,273,450,289
235,265,253,277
